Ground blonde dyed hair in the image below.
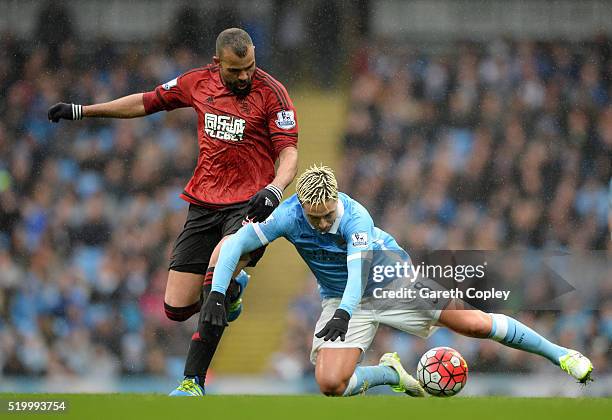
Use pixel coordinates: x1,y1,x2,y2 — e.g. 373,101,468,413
296,164,338,207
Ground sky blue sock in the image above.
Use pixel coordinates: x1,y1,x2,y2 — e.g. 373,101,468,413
343,366,400,396
488,313,568,365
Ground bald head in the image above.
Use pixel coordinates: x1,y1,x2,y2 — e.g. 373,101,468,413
216,28,253,58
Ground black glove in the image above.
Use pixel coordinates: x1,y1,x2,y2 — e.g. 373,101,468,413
202,291,228,327
48,102,83,123
315,309,350,342
246,184,282,222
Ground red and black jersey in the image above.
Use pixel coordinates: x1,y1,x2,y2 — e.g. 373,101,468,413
143,65,298,207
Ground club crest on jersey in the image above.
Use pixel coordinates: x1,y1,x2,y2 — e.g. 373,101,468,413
162,78,178,90
275,110,296,129
351,232,368,248
205,113,246,142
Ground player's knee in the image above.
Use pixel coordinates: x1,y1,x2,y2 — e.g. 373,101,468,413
463,312,492,338
164,301,201,322
317,375,348,396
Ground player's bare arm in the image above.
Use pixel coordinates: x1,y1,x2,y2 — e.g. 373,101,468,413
270,146,298,191
48,93,147,122
83,93,147,118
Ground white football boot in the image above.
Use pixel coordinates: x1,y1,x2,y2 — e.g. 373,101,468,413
559,350,593,384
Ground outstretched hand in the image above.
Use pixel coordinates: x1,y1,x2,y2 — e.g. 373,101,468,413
48,103,83,122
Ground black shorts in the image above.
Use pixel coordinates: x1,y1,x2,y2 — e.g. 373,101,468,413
169,202,266,275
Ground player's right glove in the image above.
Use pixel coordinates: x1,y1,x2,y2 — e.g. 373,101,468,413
315,308,350,342
202,291,228,327
48,103,84,123
246,184,283,222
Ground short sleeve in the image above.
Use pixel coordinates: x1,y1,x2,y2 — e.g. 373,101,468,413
143,70,199,113
263,80,298,157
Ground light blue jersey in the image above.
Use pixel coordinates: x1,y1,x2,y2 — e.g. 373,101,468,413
212,193,406,315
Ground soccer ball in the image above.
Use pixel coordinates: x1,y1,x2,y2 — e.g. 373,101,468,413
417,347,468,397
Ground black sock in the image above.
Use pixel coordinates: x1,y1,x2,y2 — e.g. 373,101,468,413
183,322,225,380
226,277,241,302
182,267,239,381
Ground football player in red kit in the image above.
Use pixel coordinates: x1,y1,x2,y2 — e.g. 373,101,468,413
48,28,298,396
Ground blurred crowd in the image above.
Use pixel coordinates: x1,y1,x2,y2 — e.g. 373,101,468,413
275,37,611,382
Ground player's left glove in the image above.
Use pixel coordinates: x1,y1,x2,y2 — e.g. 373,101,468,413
246,184,282,222
202,291,228,327
315,309,350,342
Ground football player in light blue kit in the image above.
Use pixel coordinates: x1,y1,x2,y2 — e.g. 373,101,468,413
202,165,593,396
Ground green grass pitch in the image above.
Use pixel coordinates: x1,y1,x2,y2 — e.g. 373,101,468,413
0,395,610,420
